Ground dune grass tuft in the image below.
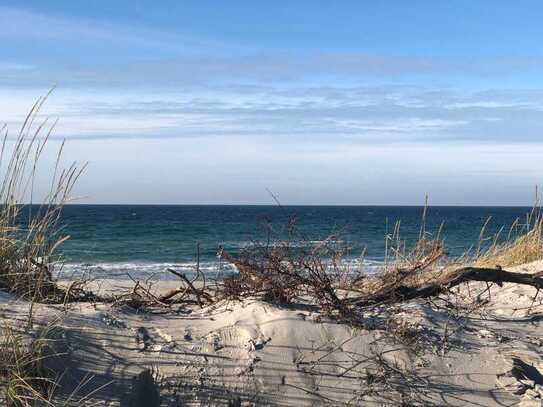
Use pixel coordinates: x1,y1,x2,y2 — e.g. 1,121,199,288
0,324,58,406
0,92,85,303
474,208,543,268
0,94,87,405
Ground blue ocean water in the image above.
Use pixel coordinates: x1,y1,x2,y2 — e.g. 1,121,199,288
47,205,535,280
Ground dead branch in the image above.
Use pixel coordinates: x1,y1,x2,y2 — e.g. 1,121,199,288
165,268,213,307
349,267,543,307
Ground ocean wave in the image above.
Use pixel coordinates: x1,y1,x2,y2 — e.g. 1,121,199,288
218,239,347,249
54,257,384,280
55,261,238,280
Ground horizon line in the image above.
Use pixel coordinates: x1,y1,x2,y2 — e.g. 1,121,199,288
56,203,536,208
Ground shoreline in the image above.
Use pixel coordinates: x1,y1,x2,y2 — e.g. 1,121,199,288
2,260,543,405
53,257,385,282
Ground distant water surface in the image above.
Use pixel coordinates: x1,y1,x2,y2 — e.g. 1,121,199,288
39,205,533,279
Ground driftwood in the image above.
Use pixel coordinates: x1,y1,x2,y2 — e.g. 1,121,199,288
105,244,543,317
162,268,213,307
349,267,543,307
219,244,543,317
102,265,543,318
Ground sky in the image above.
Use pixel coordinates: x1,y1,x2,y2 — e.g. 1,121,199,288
1,1,543,205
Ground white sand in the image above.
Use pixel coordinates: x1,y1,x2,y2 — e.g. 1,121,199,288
3,261,543,405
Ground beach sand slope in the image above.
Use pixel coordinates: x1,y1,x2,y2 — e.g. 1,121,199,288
3,261,543,405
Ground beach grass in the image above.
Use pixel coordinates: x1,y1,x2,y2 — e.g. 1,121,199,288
0,92,85,304
474,208,543,268
0,94,86,405
0,323,59,406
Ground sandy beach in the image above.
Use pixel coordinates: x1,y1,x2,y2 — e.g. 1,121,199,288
4,2,543,405
1,259,543,406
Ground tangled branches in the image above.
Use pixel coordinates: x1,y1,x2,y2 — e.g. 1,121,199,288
218,233,355,316
103,216,543,324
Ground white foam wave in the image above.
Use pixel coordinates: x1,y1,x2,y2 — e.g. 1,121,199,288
55,261,237,280
54,257,383,280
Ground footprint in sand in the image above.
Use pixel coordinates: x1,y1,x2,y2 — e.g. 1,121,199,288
99,312,127,328
154,328,176,350
135,327,153,351
205,332,224,351
204,325,270,355
135,327,178,352
183,327,192,341
247,337,270,351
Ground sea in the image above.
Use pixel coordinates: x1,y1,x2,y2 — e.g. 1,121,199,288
47,205,534,280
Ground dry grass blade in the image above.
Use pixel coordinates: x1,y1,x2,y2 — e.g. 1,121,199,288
0,92,88,304
474,212,543,268
0,324,58,406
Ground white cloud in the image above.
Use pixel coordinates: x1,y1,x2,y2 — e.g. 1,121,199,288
324,118,468,133
1,86,543,145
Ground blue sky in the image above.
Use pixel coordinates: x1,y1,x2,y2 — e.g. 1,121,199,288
1,1,543,204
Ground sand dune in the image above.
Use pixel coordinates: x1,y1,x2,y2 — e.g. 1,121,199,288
3,261,543,405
